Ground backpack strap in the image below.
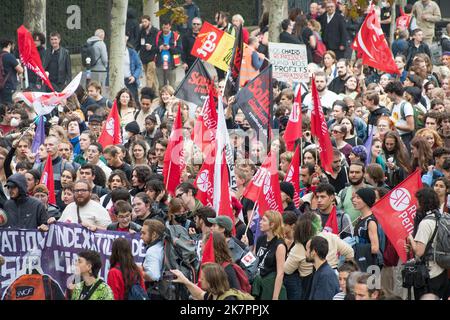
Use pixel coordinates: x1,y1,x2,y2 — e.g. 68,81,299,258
422,211,440,261
400,101,406,120
83,279,104,300
155,31,162,48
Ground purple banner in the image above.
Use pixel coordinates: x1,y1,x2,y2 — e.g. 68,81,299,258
0,222,146,299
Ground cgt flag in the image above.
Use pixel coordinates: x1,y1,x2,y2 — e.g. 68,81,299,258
371,169,423,263
311,75,333,174
351,7,399,74
17,25,55,92
191,22,235,71
175,59,213,107
223,25,244,100
40,154,56,205
163,104,185,196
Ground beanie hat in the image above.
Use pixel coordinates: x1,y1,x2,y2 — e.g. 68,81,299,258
351,145,367,163
280,181,295,200
355,188,376,208
33,184,49,195
125,121,140,135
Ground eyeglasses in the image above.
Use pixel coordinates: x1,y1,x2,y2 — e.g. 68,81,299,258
74,189,89,193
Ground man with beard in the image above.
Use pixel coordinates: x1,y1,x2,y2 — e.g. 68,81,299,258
303,71,339,116
306,236,340,300
337,161,372,223
315,183,353,239
324,148,349,194
2,173,48,230
54,179,111,231
327,59,350,95
181,17,203,73
137,15,159,91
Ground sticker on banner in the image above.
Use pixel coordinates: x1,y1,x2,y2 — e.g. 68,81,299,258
241,251,256,267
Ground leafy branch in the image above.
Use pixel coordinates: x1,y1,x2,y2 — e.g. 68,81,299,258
155,0,188,25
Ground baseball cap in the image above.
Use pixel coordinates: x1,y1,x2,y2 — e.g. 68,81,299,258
207,216,233,232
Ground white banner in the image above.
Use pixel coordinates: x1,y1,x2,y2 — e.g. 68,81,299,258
268,42,308,84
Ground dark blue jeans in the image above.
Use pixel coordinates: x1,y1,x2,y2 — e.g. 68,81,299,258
283,272,302,300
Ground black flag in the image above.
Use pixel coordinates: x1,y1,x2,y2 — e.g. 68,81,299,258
223,25,244,100
175,59,213,106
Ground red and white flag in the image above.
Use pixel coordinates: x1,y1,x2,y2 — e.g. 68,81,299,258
194,146,216,208
17,25,55,92
351,7,399,74
284,145,301,208
243,151,283,216
217,152,235,236
284,86,302,152
98,100,122,148
193,85,218,156
323,206,339,235
371,169,423,263
311,75,334,174
40,154,56,205
163,104,185,196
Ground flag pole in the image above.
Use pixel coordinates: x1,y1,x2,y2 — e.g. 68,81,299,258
244,200,259,236
300,137,303,165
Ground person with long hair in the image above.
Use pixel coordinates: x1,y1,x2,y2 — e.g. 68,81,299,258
433,177,449,213
370,138,386,171
410,136,433,174
107,237,146,300
322,51,337,84
115,88,137,127
167,197,195,229
245,210,287,300
340,117,363,147
382,131,411,188
416,128,443,151
406,187,448,300
294,15,314,63
339,76,359,100
152,85,177,125
130,140,149,166
331,124,352,165
100,170,131,210
133,192,164,225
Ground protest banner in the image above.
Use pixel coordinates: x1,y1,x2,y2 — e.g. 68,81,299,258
191,22,235,71
0,223,145,298
175,59,213,107
268,42,308,84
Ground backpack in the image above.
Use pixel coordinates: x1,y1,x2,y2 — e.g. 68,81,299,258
222,262,252,294
81,41,100,68
2,274,65,300
217,288,255,300
424,211,450,269
312,33,326,64
155,223,199,300
127,282,149,300
0,52,11,90
399,101,424,132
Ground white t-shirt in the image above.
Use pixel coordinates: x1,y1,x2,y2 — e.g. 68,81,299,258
59,200,112,229
390,100,414,135
303,89,340,115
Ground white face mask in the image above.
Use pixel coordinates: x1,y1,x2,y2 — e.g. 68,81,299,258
10,118,20,127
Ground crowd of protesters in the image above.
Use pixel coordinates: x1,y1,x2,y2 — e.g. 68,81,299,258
0,0,449,301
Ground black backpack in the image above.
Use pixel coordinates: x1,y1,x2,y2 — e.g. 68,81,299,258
81,41,99,68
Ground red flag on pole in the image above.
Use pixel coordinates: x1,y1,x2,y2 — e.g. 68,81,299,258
197,232,215,287
40,154,56,205
98,100,122,148
193,85,218,156
351,8,400,74
323,206,339,235
243,152,283,216
17,25,55,92
217,152,235,236
194,146,215,207
284,87,302,152
310,76,334,174
163,103,185,196
371,169,423,263
284,145,301,208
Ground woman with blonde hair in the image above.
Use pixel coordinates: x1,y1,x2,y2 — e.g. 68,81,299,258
152,85,177,125
243,210,287,300
375,115,395,141
322,50,337,84
415,128,443,151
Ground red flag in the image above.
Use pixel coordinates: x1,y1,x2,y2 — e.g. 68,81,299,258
17,25,55,92
40,154,56,205
217,152,235,236
371,169,423,263
243,152,283,216
310,76,333,174
194,147,215,207
98,100,122,148
284,145,301,208
284,86,302,152
163,104,185,196
197,232,215,287
193,85,217,156
351,8,399,74
323,206,339,235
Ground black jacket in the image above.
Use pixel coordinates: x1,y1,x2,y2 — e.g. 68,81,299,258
368,106,391,129
279,31,302,44
137,26,159,64
181,31,199,69
43,47,72,90
320,13,348,50
3,174,48,229
328,76,348,94
406,41,431,69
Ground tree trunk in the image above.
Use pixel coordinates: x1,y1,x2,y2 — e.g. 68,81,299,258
143,0,160,28
262,0,271,13
389,1,397,48
269,0,287,42
24,0,46,35
109,0,128,99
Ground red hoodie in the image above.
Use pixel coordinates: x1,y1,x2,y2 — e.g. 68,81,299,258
107,265,146,300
